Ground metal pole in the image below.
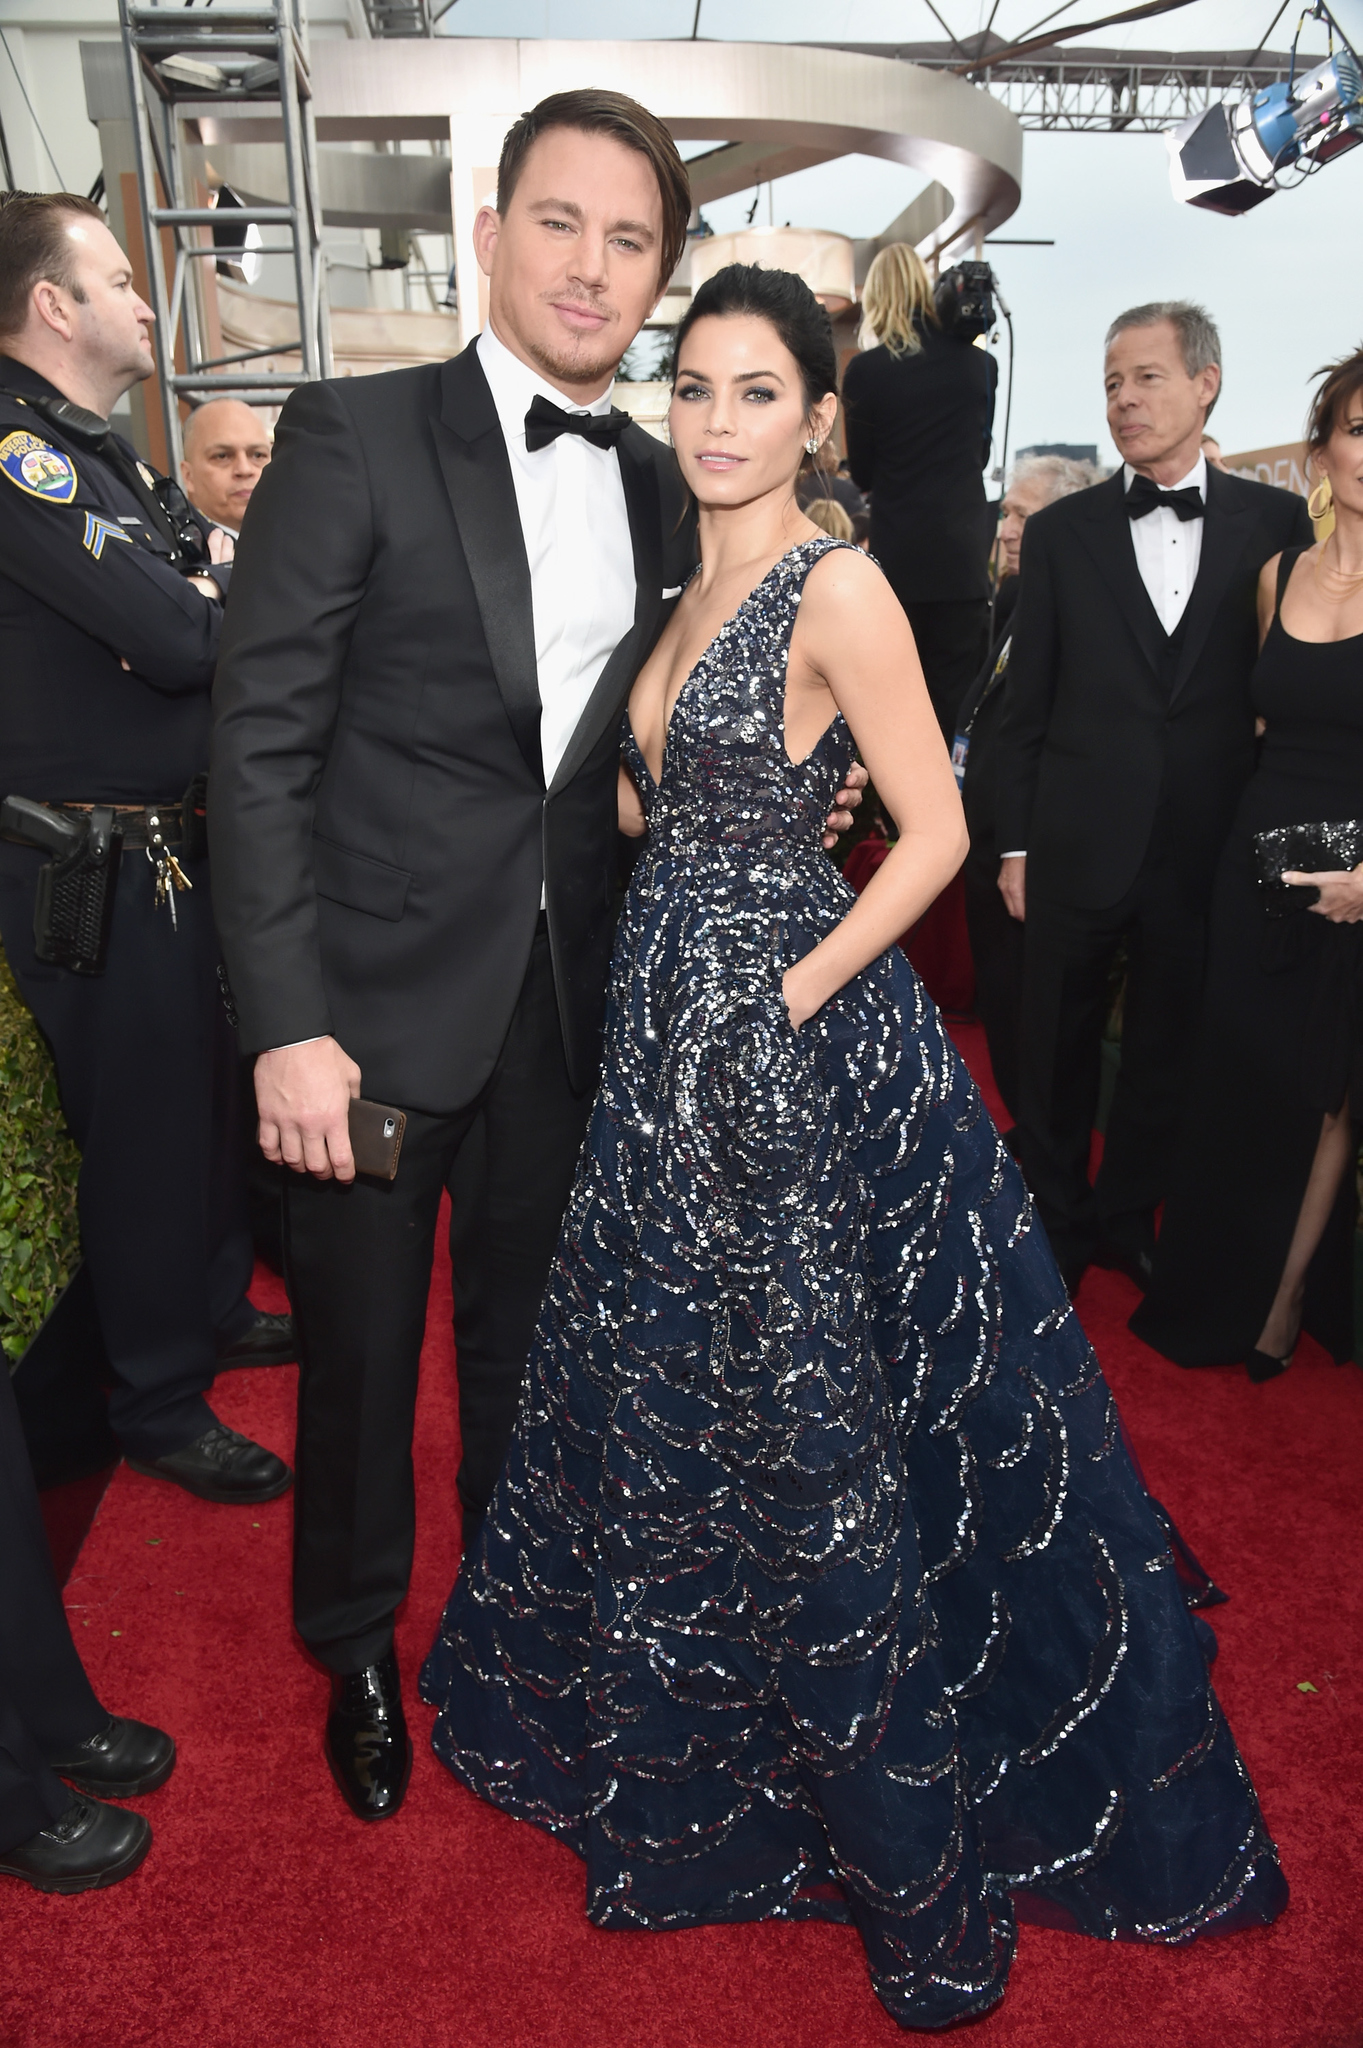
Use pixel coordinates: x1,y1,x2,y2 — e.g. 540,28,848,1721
119,0,182,472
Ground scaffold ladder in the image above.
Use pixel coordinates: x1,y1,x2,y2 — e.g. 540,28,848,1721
117,0,331,469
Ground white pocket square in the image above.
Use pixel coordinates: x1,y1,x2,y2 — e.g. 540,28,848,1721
661,585,683,600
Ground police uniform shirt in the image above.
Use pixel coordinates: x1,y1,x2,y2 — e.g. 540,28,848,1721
0,357,225,804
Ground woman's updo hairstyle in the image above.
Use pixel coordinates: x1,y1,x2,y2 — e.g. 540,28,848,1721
673,263,839,418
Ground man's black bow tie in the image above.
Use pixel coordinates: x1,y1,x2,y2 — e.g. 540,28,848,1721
1125,473,1204,522
524,393,630,453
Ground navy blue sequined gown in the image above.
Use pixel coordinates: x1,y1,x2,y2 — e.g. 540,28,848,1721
421,537,1286,2031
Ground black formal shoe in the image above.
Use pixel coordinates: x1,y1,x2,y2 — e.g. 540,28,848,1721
215,1310,296,1370
325,1649,412,1822
0,1796,151,1894
1093,1236,1155,1293
127,1424,292,1505
47,1716,176,1798
1246,1347,1291,1383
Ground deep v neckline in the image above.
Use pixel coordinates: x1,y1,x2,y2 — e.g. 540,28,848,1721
628,544,808,790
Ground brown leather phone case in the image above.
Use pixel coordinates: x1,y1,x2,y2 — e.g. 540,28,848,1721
348,1097,407,1181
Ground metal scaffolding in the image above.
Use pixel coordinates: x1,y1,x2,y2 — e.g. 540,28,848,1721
359,0,434,36
118,0,331,470
820,44,1298,135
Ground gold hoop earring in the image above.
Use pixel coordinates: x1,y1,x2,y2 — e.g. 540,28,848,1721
1308,474,1333,521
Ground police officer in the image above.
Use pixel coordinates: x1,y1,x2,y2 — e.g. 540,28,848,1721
0,190,291,1505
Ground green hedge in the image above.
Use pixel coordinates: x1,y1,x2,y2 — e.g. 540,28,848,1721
0,943,81,1360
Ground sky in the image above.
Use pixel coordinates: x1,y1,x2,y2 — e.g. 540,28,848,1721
438,0,1363,468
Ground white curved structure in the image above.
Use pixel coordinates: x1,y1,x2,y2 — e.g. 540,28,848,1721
691,228,858,313
301,37,1023,344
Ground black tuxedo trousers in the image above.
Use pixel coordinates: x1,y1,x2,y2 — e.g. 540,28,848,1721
287,927,588,1671
1017,812,1207,1267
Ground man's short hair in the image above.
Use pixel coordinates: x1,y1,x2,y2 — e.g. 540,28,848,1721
496,90,691,290
1008,453,1098,505
1104,299,1222,418
0,191,105,344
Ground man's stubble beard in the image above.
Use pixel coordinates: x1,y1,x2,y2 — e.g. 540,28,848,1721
523,307,630,392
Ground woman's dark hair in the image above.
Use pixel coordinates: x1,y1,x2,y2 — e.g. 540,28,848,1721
674,263,839,417
1306,344,1363,460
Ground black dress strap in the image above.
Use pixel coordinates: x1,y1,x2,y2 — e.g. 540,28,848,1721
1275,543,1310,616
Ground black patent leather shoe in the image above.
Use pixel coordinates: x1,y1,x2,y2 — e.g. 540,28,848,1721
127,1423,292,1505
0,1795,151,1894
1246,1346,1291,1383
325,1649,411,1822
215,1310,296,1370
47,1716,176,1798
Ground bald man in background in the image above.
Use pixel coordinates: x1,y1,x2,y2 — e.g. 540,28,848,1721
180,397,271,540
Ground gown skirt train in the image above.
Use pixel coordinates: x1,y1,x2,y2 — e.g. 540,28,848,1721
421,537,1286,2031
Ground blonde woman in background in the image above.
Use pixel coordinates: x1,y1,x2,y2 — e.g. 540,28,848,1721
842,243,997,738
803,495,855,542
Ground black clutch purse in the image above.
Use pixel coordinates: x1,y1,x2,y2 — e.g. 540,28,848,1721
1252,818,1363,917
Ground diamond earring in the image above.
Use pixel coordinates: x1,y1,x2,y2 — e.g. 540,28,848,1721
806,438,819,455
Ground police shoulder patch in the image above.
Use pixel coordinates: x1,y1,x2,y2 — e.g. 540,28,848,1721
0,430,77,504
82,511,135,561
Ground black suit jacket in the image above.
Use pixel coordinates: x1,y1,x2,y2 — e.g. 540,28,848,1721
841,328,996,603
995,466,1312,910
209,342,694,1112
959,574,1020,878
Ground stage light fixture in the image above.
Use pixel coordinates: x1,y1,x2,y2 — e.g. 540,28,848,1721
1168,6,1362,216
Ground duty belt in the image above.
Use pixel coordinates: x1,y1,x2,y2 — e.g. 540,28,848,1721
57,799,188,851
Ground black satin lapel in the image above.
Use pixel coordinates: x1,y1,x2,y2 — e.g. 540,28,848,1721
1077,475,1166,683
1170,469,1252,697
546,432,663,798
431,348,542,783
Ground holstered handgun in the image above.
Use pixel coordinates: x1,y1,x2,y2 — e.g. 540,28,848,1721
0,797,121,975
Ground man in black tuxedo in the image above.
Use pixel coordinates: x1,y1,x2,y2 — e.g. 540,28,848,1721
211,90,860,1822
995,302,1312,1292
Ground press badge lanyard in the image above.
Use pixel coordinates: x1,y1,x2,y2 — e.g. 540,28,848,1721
951,633,1012,791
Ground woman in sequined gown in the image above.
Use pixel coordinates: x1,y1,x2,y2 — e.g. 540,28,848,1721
422,266,1286,2032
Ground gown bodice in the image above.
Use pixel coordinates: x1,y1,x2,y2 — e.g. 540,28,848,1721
622,537,855,865
1244,546,1363,832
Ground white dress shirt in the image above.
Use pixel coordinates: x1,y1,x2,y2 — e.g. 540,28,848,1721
476,323,635,789
1124,453,1206,636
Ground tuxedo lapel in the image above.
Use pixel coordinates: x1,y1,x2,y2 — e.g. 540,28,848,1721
430,344,543,783
1075,471,1166,684
546,427,663,798
1169,466,1254,698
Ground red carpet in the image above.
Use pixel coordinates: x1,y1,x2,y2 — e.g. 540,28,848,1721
4,1022,1362,2048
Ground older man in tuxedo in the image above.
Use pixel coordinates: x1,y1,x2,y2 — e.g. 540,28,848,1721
211,89,860,1821
995,302,1312,1293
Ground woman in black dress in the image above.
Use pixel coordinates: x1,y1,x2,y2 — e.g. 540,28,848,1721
1133,347,1363,1377
841,243,996,738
